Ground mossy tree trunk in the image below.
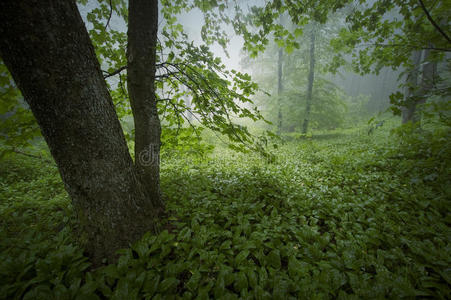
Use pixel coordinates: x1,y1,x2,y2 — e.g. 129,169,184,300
0,0,159,265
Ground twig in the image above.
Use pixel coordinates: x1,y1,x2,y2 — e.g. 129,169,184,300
11,148,54,164
103,65,127,79
162,61,252,144
156,98,172,102
167,100,182,136
104,0,113,31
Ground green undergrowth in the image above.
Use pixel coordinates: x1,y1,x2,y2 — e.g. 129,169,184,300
0,124,450,299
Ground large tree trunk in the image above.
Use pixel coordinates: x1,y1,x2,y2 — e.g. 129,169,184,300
0,0,158,264
302,27,316,134
127,0,164,210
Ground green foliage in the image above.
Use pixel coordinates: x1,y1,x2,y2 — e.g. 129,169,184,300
275,79,348,132
160,126,214,160
329,0,450,74
1,123,450,298
327,0,451,114
204,0,450,119
77,0,273,156
243,33,349,133
421,97,451,127
0,156,89,299
345,94,372,127
154,41,266,152
0,61,41,157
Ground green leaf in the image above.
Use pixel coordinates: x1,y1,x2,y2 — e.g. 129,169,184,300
158,277,179,293
143,274,160,297
185,271,201,292
235,250,250,266
233,272,248,292
266,250,281,269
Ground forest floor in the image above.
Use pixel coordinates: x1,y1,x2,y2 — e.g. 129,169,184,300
1,121,450,299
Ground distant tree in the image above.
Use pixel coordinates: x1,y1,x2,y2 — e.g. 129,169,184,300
302,24,317,134
327,0,450,123
277,38,284,134
208,0,450,124
402,49,437,123
241,14,348,133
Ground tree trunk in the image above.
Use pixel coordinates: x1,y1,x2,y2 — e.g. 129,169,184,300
412,49,436,123
0,0,158,264
302,27,316,134
127,0,164,210
277,47,283,134
402,49,436,124
379,68,389,112
402,50,422,123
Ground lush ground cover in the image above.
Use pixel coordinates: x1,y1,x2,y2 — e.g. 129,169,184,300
1,122,450,299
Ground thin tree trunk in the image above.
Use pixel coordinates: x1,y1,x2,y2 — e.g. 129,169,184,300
380,68,389,112
277,47,283,134
302,27,316,134
127,0,164,210
402,50,422,123
412,49,436,123
0,0,158,264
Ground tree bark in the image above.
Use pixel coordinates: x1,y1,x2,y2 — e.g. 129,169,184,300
0,0,158,264
127,0,164,210
302,27,316,134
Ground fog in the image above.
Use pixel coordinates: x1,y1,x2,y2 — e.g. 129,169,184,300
76,0,436,136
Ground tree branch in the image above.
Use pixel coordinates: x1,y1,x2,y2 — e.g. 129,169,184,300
360,43,451,52
104,0,113,31
156,97,172,102
103,65,127,78
418,0,451,44
11,148,54,164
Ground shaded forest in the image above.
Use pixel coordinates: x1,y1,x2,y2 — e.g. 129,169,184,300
0,0,450,299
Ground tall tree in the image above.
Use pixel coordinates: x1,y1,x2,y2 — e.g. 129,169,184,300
0,0,269,264
302,26,316,134
402,50,423,123
0,0,159,264
277,47,284,134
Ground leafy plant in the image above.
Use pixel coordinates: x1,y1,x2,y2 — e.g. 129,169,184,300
1,122,449,298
